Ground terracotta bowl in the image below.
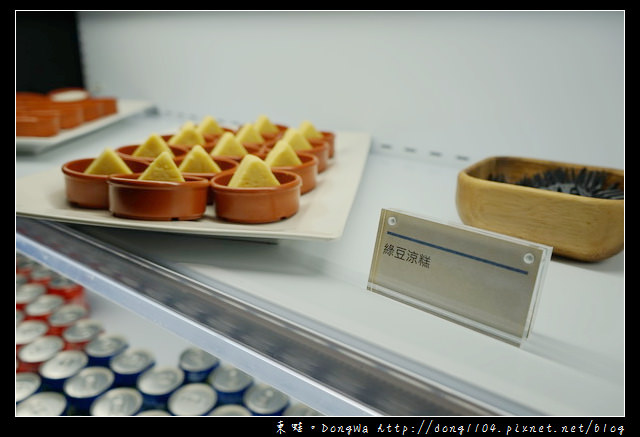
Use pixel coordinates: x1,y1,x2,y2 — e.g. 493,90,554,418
62,158,149,209
456,156,624,262
108,174,210,221
116,144,189,163
16,112,60,137
173,156,239,204
260,124,288,142
320,131,336,158
303,140,330,173
269,152,318,195
207,143,264,162
210,170,302,224
201,127,236,145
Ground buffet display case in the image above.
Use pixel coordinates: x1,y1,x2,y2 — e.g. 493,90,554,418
16,11,624,418
16,109,624,416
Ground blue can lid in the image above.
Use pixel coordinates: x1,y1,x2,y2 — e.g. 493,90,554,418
62,319,103,343
137,366,184,396
110,348,155,375
243,383,290,415
178,347,219,372
39,350,88,381
168,383,217,416
208,404,252,416
90,387,144,416
136,409,171,416
16,392,67,416
284,402,323,416
63,367,115,399
85,334,128,358
16,372,41,403
208,363,253,392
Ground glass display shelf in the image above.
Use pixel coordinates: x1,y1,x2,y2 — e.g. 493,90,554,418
16,111,624,416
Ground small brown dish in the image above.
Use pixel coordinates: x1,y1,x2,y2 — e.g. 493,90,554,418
456,156,624,262
303,140,330,173
319,131,336,158
271,152,318,195
107,174,210,221
260,124,288,142
116,144,189,163
207,143,264,162
210,170,302,224
174,156,239,204
62,158,149,209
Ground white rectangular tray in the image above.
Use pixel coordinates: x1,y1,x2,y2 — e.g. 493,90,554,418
16,100,156,155
15,131,371,241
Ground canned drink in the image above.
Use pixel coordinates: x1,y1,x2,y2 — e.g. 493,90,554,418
284,402,323,416
16,309,24,326
38,350,88,391
109,348,155,387
27,265,55,286
63,366,115,413
47,304,88,336
84,333,129,367
16,391,68,416
24,294,65,322
16,320,49,351
16,272,29,288
243,383,290,416
208,363,254,405
16,257,39,277
17,335,65,373
46,276,86,307
208,404,252,416
16,372,42,404
178,347,219,383
90,387,144,416
137,366,184,411
62,319,104,351
136,409,172,416
167,383,217,416
16,283,46,310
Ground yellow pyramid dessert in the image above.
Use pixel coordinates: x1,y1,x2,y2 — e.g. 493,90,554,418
298,120,323,139
235,123,264,144
138,151,185,182
133,133,174,158
264,140,302,167
255,115,280,135
178,145,222,173
197,115,224,136
84,148,133,175
168,126,206,146
228,155,280,188
282,128,313,151
210,132,248,157
181,120,196,130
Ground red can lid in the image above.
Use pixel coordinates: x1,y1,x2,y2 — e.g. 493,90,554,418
16,320,49,347
25,295,65,318
16,283,47,306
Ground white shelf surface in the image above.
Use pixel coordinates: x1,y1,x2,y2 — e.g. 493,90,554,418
15,112,624,416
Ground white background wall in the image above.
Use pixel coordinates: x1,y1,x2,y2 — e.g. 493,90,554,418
77,11,624,169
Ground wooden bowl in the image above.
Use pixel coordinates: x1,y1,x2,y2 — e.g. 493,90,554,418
456,156,624,262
